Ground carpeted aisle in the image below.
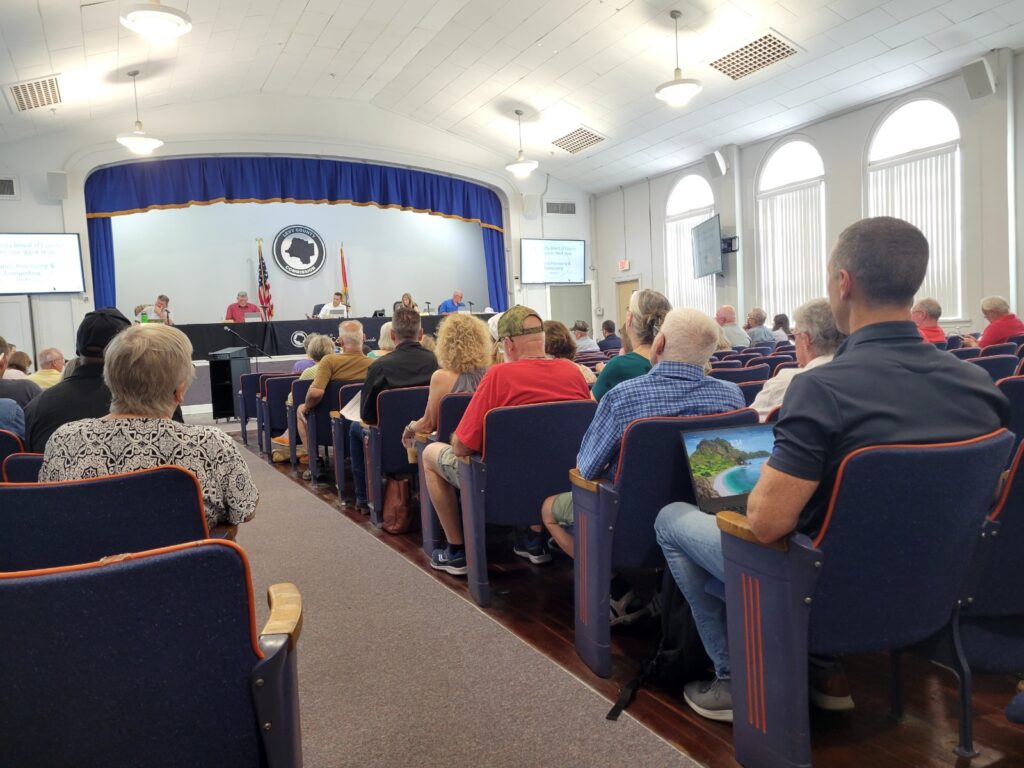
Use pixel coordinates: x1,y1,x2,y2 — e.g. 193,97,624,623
235,451,698,767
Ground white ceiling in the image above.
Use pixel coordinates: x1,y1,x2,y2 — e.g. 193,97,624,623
0,0,1021,193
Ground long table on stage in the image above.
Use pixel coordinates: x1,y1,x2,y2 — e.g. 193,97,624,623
179,315,487,361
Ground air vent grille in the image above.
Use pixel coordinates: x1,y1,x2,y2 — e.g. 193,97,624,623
0,177,20,199
552,126,605,155
545,201,576,215
8,76,61,112
710,33,797,80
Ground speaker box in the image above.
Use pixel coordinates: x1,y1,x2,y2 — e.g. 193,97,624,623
703,150,727,178
522,193,540,220
46,171,68,201
961,57,996,100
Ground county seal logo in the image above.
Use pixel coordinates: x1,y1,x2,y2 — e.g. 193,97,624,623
272,225,327,278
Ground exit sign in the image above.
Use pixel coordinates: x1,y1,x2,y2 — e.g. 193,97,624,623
618,259,630,271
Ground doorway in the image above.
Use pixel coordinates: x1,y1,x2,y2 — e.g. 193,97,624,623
615,279,639,329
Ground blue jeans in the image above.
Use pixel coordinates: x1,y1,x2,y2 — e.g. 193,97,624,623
654,502,730,680
349,422,367,503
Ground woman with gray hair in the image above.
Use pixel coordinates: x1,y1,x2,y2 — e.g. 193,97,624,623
591,288,672,401
750,298,846,422
39,324,258,532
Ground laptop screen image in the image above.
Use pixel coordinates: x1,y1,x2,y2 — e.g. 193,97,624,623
681,424,776,512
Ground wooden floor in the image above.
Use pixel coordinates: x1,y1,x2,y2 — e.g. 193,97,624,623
249,441,1024,768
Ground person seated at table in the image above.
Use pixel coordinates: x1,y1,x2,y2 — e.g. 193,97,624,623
317,292,347,318
393,292,419,315
225,291,263,323
437,290,466,315
368,322,395,359
39,323,258,533
134,294,174,325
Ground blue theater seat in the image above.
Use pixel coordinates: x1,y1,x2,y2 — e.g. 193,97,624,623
1,452,43,482
363,386,430,527
418,392,473,556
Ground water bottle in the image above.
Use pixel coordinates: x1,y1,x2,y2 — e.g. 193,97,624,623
140,311,148,323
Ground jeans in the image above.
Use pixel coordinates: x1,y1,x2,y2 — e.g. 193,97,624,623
654,502,730,680
349,421,367,503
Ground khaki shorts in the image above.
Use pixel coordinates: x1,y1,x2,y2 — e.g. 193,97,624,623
436,445,462,489
551,491,574,526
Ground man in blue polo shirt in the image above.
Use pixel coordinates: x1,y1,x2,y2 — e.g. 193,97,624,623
656,216,1009,723
437,290,465,315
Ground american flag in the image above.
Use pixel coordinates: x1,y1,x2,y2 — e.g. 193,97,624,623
339,243,349,306
257,238,274,319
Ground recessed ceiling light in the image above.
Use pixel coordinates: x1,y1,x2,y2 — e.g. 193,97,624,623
120,1,193,45
655,10,702,108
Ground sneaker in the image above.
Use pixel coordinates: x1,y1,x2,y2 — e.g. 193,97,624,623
271,434,290,446
683,678,733,723
809,664,855,711
430,546,467,576
355,501,370,516
513,533,552,564
609,589,648,627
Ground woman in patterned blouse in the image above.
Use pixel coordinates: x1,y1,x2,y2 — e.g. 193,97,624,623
40,324,258,530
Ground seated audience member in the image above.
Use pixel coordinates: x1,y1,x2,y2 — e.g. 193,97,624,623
0,398,24,439
420,333,436,352
402,313,491,449
542,309,744,614
368,322,395,359
134,294,174,325
40,324,259,531
544,321,597,385
716,305,750,348
280,333,335,410
750,299,844,421
911,298,946,343
27,348,65,389
24,308,136,452
0,336,41,407
318,292,347,318
592,290,671,401
348,308,438,510
570,320,608,372
772,314,792,342
488,312,505,364
393,292,419,315
961,295,1024,347
656,216,1009,724
297,322,373,477
597,319,622,354
745,308,776,345
3,350,30,379
292,334,319,374
437,290,466,316
422,306,591,574
225,291,263,322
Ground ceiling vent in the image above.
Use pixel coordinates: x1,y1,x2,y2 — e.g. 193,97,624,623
7,75,62,112
545,200,576,215
552,126,605,155
709,31,797,80
0,176,21,200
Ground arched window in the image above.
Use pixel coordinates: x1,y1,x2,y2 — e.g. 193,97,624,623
756,139,827,317
868,99,961,318
665,174,716,315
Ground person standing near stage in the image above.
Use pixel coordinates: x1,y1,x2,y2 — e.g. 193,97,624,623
437,290,466,315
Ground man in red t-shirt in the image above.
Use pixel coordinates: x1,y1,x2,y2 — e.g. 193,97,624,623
422,305,592,575
911,298,946,344
963,295,1024,348
225,291,264,323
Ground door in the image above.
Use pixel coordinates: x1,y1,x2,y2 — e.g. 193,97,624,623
547,284,593,330
616,279,639,329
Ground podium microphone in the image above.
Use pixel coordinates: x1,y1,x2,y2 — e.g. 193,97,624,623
424,301,433,314
466,300,475,312
222,325,274,358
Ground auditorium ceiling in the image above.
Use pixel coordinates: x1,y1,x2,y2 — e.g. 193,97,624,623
0,0,1022,192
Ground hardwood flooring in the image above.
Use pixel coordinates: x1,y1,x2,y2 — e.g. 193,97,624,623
250,442,1024,768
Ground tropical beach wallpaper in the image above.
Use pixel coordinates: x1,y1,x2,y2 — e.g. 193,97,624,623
684,427,774,500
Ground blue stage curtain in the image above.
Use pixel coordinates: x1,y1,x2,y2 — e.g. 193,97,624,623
84,157,508,310
86,217,116,309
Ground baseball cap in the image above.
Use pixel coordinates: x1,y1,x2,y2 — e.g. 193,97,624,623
570,320,590,334
76,307,131,357
496,305,544,339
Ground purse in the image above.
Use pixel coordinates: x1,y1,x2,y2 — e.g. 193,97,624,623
381,475,418,534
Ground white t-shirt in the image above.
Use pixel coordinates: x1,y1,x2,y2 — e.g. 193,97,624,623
318,302,347,319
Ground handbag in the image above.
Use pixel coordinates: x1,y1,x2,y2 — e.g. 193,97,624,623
381,475,418,534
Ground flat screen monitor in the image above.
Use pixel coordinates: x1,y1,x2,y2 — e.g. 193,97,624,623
0,233,86,295
520,239,586,284
692,215,723,279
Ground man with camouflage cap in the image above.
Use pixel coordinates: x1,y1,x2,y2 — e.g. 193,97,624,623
421,305,592,574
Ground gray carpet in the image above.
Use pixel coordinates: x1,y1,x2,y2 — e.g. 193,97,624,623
235,451,700,768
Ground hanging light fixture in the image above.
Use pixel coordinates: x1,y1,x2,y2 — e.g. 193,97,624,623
655,10,702,107
120,1,193,44
116,71,164,155
505,109,538,179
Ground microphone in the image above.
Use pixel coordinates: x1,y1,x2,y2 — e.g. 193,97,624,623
467,300,475,311
424,301,433,314
222,325,273,358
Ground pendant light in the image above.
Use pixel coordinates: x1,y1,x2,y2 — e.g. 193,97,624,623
505,109,538,179
116,71,164,155
655,10,702,108
120,1,193,45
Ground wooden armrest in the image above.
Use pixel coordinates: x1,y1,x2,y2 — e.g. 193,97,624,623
716,511,788,552
569,467,599,493
261,582,303,650
209,524,238,541
329,410,340,418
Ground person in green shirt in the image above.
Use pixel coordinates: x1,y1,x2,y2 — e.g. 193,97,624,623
591,288,671,401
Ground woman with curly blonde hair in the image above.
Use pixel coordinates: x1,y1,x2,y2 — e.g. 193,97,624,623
402,313,491,447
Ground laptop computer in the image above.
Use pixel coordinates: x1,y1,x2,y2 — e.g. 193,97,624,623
681,424,775,514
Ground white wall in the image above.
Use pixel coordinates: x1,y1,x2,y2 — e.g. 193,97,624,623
111,201,488,322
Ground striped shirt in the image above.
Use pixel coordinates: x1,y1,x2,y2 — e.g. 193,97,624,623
577,361,744,479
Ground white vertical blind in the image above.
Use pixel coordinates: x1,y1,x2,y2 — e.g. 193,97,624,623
665,207,717,315
756,179,827,317
868,145,961,318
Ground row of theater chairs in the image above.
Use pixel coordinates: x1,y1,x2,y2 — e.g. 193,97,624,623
0,458,304,766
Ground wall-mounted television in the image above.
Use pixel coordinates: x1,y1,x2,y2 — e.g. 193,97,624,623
692,215,723,279
0,233,86,295
521,238,586,284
